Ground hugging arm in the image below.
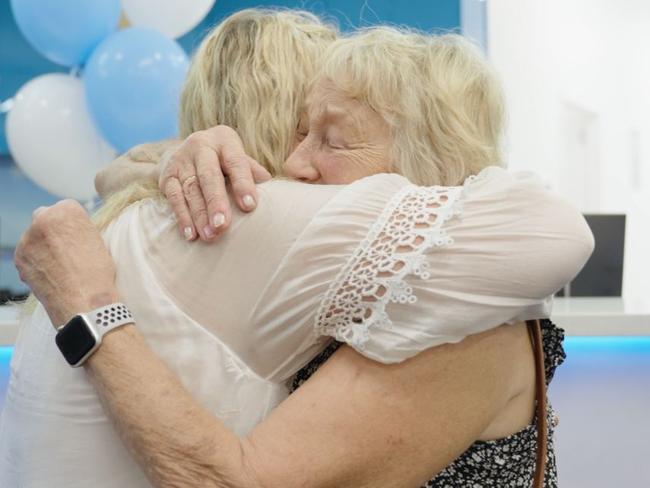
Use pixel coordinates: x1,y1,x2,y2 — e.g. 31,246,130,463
94,140,178,199
16,172,593,487
13,200,535,488
86,316,528,488
94,126,271,242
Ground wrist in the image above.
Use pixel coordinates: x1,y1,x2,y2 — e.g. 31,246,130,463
84,323,138,371
51,290,121,327
55,301,134,367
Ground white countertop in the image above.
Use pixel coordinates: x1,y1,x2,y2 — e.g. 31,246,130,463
0,305,20,346
552,297,650,336
1,297,649,346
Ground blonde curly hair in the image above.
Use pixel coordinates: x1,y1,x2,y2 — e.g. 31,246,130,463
320,27,505,186
179,8,337,175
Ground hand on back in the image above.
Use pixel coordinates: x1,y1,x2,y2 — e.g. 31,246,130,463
157,125,272,242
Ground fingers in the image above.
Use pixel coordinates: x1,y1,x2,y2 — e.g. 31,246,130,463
178,170,210,241
32,206,47,219
162,177,196,241
32,200,85,224
158,125,270,242
178,147,228,241
195,147,231,236
159,137,216,242
219,139,259,212
250,159,273,183
166,132,233,241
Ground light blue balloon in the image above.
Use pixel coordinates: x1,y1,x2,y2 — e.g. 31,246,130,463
84,28,189,153
10,0,120,67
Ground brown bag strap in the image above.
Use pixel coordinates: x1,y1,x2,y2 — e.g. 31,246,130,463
527,319,547,488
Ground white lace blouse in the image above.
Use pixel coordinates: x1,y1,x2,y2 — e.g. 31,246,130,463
0,168,594,487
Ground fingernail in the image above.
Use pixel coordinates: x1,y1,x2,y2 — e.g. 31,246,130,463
203,226,215,239
184,227,194,241
242,195,255,210
213,213,225,228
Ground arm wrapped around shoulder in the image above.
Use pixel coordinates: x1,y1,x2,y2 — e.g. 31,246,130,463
315,167,595,364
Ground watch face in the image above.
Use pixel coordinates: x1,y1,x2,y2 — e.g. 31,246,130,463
55,315,97,366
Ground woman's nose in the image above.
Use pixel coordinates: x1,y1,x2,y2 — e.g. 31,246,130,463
283,144,320,182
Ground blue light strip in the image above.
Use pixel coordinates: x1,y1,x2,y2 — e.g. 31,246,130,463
0,346,12,369
0,339,649,370
564,337,650,354
0,346,12,360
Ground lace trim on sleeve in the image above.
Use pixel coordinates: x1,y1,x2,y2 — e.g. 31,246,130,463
314,183,465,350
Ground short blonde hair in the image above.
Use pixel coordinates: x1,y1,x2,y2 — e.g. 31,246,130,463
320,27,505,186
179,8,337,175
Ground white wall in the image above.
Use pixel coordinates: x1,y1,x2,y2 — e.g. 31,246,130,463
487,2,650,486
487,0,650,306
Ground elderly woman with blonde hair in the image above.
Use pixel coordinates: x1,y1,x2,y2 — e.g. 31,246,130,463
3,9,592,488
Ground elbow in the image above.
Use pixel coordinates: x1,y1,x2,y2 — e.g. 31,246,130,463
201,438,267,488
537,210,596,297
514,198,596,299
232,437,289,488
562,213,596,284
141,435,259,488
559,207,596,279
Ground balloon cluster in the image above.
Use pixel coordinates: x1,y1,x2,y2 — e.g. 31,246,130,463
6,0,214,200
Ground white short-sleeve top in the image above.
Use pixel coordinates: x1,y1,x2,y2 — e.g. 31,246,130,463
0,168,594,488
123,168,593,376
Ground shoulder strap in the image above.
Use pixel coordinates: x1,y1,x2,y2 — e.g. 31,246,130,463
527,319,547,488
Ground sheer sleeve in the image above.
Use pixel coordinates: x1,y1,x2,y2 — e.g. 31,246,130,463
307,167,594,364
118,168,593,379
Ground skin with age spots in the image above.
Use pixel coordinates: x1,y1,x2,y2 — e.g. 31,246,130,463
284,78,393,183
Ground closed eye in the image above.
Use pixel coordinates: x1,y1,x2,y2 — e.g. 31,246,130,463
325,137,345,150
296,114,309,142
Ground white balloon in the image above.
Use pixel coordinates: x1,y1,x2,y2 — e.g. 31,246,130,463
6,74,116,201
122,0,215,39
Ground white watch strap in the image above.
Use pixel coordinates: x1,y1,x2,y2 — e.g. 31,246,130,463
86,302,134,339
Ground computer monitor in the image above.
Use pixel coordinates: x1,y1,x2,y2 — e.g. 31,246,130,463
559,214,626,297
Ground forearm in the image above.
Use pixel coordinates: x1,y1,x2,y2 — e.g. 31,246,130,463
95,160,157,198
37,289,518,488
95,140,180,198
85,324,255,488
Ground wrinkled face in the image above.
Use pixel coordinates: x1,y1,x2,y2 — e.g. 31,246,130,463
282,78,393,184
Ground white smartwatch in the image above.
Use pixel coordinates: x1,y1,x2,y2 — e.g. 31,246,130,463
55,303,134,367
